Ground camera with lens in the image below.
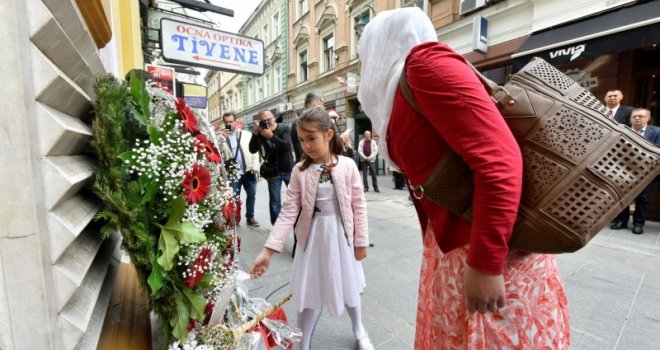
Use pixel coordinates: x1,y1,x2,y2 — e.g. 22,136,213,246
258,120,269,129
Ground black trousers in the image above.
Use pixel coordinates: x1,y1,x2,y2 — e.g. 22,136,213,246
393,171,405,189
614,185,651,226
362,161,378,190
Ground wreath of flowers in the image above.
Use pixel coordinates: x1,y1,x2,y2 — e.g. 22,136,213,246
91,73,240,343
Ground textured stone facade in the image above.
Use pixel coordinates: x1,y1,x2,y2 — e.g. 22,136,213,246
0,0,119,349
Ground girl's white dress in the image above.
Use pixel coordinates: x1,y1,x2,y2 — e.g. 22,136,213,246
290,164,366,317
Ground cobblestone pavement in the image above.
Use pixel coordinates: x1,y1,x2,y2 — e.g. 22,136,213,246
237,175,660,349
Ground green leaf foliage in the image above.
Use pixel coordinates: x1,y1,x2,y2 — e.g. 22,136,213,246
183,288,207,320
156,224,179,271
129,72,151,127
147,256,165,295
171,296,191,341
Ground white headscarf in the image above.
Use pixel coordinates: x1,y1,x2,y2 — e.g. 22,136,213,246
357,7,437,169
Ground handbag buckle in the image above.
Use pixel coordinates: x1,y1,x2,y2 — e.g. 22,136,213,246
412,184,424,200
491,87,515,107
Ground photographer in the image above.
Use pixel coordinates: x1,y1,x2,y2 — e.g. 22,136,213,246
221,112,261,227
249,110,294,225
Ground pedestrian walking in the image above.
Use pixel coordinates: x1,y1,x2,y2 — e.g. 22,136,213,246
250,107,374,350
357,7,570,349
221,112,261,227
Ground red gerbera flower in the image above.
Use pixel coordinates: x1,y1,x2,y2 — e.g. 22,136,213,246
175,98,199,134
185,246,213,288
195,134,222,163
182,163,211,204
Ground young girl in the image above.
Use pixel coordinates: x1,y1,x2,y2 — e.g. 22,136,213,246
250,107,374,350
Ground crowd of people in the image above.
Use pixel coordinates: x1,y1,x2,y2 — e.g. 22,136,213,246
215,8,659,350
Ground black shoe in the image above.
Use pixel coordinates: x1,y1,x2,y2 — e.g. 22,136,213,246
610,221,627,230
364,188,369,192
632,225,644,234
374,189,380,193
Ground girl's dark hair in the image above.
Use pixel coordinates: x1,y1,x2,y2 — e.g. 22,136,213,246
297,106,344,170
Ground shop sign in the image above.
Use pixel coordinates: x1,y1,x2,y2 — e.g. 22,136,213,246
145,64,175,95
160,18,264,75
472,16,488,54
549,44,586,61
182,83,207,109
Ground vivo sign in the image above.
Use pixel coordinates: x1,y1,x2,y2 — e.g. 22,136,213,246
160,18,264,75
549,44,586,61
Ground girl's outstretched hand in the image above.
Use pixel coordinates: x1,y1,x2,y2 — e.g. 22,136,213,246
463,264,506,314
354,246,368,261
250,248,275,278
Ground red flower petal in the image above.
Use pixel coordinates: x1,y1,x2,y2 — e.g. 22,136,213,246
222,198,241,227
175,98,199,134
182,163,211,204
185,246,213,288
195,134,222,163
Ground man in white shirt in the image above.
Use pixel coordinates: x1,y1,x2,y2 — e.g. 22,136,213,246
222,112,262,227
604,90,633,127
358,130,379,192
610,108,660,234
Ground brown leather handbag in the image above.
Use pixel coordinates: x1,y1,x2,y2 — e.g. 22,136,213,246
400,57,660,254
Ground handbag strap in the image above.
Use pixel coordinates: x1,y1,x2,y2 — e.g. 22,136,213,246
399,60,514,112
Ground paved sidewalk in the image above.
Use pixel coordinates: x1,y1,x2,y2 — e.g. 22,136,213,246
236,175,660,349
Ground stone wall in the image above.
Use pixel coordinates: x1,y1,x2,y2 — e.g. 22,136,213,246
0,0,119,349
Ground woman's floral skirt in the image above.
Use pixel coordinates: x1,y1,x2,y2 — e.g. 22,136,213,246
415,227,570,349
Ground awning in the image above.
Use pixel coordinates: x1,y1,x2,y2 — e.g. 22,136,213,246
512,1,660,70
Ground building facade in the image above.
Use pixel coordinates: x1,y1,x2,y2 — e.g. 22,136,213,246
450,0,660,218
237,0,290,124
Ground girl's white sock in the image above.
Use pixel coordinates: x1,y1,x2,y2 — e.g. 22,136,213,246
346,303,364,337
297,308,317,350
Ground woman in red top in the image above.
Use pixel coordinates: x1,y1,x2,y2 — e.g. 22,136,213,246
357,8,570,349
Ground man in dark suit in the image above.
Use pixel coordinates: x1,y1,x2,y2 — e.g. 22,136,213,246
604,90,633,127
611,108,660,234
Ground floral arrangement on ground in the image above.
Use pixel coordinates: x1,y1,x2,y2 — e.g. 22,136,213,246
91,73,242,345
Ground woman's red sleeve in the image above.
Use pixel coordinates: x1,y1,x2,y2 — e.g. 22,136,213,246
406,44,523,275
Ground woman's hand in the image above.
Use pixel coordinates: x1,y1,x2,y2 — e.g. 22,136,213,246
354,246,368,261
249,248,275,278
463,264,505,314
